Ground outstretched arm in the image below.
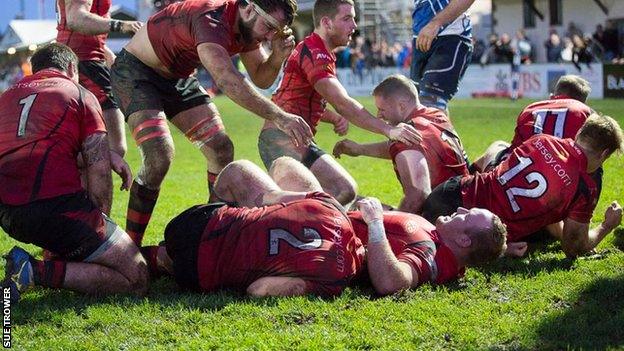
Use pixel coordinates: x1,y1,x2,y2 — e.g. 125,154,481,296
247,276,310,297
315,78,421,146
358,197,418,295
333,139,391,159
395,150,431,214
561,201,623,257
198,43,312,146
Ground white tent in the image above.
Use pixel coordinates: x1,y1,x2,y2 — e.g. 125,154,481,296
0,20,57,53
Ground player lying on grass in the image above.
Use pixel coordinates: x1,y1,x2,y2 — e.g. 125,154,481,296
261,0,421,206
472,74,594,173
142,160,364,297
0,43,147,302
333,74,469,214
217,156,506,295
423,113,624,258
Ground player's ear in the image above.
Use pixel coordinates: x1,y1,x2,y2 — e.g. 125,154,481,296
321,16,332,30
67,61,79,83
455,233,472,248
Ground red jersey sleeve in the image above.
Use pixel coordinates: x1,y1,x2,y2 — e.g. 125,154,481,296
567,175,598,223
389,140,424,160
303,51,336,86
78,87,107,144
396,240,437,286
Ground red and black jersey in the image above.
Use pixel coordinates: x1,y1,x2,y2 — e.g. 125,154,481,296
349,211,464,285
389,107,469,189
147,0,260,78
510,95,592,150
0,69,106,205
56,0,110,61
461,134,598,241
196,193,365,296
272,33,336,134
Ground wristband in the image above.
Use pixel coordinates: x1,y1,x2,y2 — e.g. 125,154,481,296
367,219,386,244
110,20,122,32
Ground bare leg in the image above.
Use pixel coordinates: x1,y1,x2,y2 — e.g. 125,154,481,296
310,155,358,206
269,156,323,193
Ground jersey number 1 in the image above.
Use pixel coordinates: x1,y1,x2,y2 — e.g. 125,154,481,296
17,94,37,137
532,108,568,138
269,228,322,255
497,156,547,213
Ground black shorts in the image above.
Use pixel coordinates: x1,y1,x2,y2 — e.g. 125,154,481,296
78,60,118,110
164,203,226,291
111,49,211,120
421,176,464,223
258,128,326,170
410,35,473,100
0,191,122,261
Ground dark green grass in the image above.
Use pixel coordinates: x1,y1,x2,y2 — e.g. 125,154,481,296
2,98,624,350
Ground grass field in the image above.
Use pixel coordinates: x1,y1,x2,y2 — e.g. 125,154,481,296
2,97,624,350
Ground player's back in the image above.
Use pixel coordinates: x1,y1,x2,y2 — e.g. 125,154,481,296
390,108,469,188
197,193,364,296
0,69,100,205
56,0,110,61
272,33,336,134
348,211,463,284
510,97,592,150
462,134,597,241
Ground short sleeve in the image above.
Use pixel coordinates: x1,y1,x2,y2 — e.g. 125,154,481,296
78,87,106,144
396,239,437,286
567,176,598,223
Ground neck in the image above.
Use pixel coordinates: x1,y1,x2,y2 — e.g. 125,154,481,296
576,141,601,173
403,103,425,122
315,29,337,51
438,230,468,268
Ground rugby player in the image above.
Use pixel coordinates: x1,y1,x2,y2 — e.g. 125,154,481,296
144,160,364,297
215,157,506,295
0,44,147,302
57,0,143,158
423,113,624,258
333,74,469,213
473,75,593,173
260,0,421,206
111,0,313,245
411,0,475,111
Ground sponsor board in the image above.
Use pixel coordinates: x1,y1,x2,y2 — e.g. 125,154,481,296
603,64,624,99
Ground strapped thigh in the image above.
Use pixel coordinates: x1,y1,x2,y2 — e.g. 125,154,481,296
184,116,225,149
132,118,171,146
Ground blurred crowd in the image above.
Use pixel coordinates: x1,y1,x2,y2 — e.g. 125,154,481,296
474,20,623,69
335,35,412,71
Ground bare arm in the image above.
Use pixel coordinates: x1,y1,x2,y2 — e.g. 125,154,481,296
395,150,431,214
315,78,421,145
333,139,391,159
246,276,310,297
358,197,418,295
198,43,312,146
82,132,113,215
320,110,349,136
561,202,623,257
240,29,295,89
65,0,142,35
416,0,476,51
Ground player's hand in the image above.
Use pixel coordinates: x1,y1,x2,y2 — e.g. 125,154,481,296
121,20,144,35
416,21,441,52
109,151,132,191
332,116,349,136
332,139,359,158
505,242,528,258
387,123,422,146
271,27,296,63
274,112,313,147
604,201,623,230
357,197,384,224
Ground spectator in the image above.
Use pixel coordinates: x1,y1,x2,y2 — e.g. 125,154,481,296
472,37,485,63
480,33,499,64
561,37,574,63
514,29,533,64
495,33,514,63
565,21,583,40
603,20,620,62
572,34,593,70
545,32,563,63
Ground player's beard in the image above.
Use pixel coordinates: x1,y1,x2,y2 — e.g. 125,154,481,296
238,16,257,46
330,31,351,49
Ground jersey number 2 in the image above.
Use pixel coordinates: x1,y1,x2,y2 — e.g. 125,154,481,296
17,94,37,137
269,228,322,255
497,156,547,213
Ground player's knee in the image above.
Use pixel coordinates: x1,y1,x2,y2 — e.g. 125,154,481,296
141,139,175,184
268,156,298,179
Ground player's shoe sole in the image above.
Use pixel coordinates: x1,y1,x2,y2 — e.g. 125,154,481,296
2,246,34,303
